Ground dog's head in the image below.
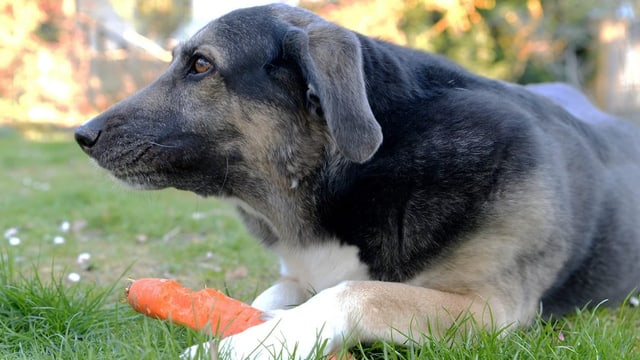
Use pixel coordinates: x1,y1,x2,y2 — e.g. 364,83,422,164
75,4,382,198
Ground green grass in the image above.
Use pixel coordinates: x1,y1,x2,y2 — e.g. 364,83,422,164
0,251,209,359
1,126,639,359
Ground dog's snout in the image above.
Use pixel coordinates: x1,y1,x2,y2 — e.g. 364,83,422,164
74,122,102,152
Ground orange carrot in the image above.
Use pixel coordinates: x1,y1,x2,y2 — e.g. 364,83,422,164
126,278,264,337
126,278,352,359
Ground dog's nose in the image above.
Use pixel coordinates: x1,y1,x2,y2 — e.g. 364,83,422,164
75,121,102,153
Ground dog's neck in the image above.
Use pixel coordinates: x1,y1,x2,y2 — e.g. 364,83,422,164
228,148,356,249
228,189,318,247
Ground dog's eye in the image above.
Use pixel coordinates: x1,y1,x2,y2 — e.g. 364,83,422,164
192,57,213,74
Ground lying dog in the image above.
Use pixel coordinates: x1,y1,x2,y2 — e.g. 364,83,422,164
75,3,640,359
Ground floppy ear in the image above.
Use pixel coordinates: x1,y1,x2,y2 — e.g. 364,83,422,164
283,24,382,163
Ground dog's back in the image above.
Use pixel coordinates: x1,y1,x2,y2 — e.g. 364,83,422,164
525,82,640,315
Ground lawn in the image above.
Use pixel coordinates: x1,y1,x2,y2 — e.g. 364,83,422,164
1,126,639,359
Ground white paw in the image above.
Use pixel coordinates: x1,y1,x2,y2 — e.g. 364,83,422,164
221,315,330,359
250,279,309,311
182,284,352,360
181,341,214,360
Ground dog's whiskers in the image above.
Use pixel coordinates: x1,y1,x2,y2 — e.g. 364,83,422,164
148,141,179,148
218,155,229,196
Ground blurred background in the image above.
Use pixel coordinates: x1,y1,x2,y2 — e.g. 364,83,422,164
1,0,639,138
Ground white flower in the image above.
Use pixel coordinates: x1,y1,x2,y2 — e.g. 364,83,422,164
53,236,65,245
77,252,91,264
67,273,81,282
60,221,71,233
4,227,18,239
191,212,206,220
8,237,21,246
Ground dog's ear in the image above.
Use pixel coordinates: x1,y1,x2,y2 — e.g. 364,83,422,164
283,25,382,163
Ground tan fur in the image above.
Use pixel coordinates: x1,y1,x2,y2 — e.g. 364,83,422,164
222,96,329,244
408,170,569,325
335,281,504,344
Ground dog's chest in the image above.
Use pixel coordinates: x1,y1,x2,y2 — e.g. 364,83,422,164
274,241,371,291
231,199,371,289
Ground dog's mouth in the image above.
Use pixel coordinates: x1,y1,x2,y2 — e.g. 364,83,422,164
106,166,168,191
82,136,179,173
85,135,235,197
82,134,181,186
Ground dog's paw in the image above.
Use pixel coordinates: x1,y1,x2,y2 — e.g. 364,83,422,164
180,318,335,360
250,278,310,311
219,309,340,359
182,283,352,360
181,340,214,360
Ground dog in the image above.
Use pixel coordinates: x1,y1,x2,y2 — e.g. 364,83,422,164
75,3,640,359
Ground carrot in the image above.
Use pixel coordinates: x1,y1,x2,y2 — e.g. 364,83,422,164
126,278,264,337
126,278,352,359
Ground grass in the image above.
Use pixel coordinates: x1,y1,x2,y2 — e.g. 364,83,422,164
0,251,208,359
1,126,639,359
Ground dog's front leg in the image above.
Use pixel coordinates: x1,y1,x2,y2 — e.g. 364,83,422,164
183,280,509,360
